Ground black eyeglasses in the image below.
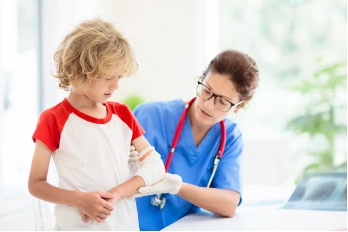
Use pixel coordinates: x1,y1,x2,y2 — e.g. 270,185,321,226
196,81,243,112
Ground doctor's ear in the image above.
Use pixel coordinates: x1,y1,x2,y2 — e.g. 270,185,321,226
233,101,248,113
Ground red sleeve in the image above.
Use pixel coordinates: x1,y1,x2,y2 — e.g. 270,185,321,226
109,102,145,141
32,104,70,151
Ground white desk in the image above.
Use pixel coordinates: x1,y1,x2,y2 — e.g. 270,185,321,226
163,184,347,231
163,206,347,231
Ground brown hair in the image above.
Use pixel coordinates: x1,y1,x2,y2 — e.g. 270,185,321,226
201,50,259,101
53,18,137,91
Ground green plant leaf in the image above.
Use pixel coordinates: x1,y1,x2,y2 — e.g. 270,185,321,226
122,94,146,111
286,61,347,182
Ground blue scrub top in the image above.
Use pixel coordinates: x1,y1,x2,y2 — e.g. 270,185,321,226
134,99,243,231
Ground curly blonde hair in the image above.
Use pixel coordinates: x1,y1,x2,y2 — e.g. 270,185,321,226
53,18,137,91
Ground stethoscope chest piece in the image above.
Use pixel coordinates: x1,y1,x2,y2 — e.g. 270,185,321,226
151,194,166,209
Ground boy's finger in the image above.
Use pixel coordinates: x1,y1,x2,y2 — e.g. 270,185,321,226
98,192,115,199
101,208,111,216
80,212,88,223
103,202,114,212
95,216,105,223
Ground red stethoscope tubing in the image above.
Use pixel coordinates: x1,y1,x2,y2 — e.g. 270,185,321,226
164,97,226,172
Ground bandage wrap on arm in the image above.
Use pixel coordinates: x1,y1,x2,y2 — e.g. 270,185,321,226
134,146,165,186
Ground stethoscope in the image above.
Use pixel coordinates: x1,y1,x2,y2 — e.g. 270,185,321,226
151,97,226,209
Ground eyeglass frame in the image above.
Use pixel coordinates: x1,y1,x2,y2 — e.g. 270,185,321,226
196,81,243,112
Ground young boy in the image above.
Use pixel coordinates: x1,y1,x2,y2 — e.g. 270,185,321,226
28,19,171,230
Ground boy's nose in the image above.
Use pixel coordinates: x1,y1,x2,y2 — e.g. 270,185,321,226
111,79,119,90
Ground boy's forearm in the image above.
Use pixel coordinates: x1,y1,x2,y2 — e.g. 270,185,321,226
29,180,79,206
134,149,165,186
108,176,145,198
131,137,165,187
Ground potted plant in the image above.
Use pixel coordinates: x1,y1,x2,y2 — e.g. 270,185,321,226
286,61,346,181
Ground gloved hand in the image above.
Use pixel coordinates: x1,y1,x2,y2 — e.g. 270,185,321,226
129,145,140,174
129,145,139,162
133,173,182,198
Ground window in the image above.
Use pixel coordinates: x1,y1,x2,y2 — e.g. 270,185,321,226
217,0,346,185
0,0,39,217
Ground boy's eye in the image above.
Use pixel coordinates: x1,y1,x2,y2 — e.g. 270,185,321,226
106,76,116,81
106,75,122,81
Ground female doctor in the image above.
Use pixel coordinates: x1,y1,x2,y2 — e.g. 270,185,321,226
131,50,259,231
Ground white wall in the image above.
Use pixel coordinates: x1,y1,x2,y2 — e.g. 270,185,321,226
0,0,39,204
0,0,17,202
242,137,293,186
41,0,207,109
0,0,3,201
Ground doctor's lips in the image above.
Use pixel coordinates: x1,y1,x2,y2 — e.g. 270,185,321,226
200,108,213,117
104,93,112,97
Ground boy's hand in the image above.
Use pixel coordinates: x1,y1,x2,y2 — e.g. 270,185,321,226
75,191,115,223
79,191,122,223
105,190,122,206
80,211,89,223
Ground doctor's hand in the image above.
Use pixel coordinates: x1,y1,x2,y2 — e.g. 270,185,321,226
133,173,182,198
128,145,140,174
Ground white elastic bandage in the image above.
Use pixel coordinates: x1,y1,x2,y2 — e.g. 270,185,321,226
134,146,165,186
138,146,154,160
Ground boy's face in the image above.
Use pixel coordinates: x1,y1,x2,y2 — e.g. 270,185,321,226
83,73,121,103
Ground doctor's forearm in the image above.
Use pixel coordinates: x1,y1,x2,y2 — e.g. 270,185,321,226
177,182,240,217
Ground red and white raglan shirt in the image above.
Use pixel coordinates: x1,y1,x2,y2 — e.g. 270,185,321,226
32,98,145,230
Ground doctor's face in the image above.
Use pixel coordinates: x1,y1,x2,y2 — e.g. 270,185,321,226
192,71,241,127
